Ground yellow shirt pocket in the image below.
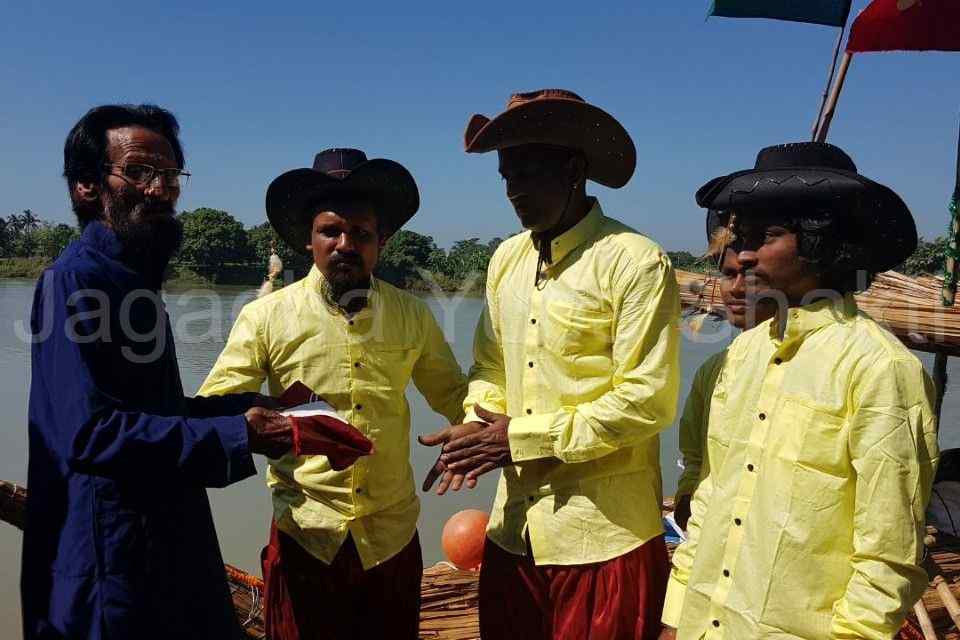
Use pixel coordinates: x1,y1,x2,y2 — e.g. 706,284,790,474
777,398,852,512
545,301,612,359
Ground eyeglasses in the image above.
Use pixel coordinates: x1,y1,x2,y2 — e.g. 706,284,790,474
103,162,191,189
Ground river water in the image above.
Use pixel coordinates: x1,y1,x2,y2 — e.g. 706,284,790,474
1,278,959,637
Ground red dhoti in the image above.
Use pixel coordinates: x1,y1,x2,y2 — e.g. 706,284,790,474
261,522,423,640
479,535,670,640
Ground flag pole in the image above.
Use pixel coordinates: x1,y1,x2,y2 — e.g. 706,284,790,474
814,51,853,142
811,23,849,140
941,114,960,306
933,114,960,432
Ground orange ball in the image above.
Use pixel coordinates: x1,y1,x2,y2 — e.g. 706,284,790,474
441,509,489,570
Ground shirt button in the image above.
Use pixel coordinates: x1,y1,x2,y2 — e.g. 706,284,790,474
526,409,532,415
348,320,355,326
356,487,364,494
713,620,720,628
758,413,766,421
734,518,742,526
354,362,361,368
747,464,755,472
723,569,730,577
530,318,537,324
774,357,782,365
355,404,363,411
528,361,534,368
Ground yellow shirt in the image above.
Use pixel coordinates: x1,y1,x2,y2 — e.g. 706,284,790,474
676,350,726,498
465,199,681,566
663,295,939,639
676,349,727,498
199,267,467,569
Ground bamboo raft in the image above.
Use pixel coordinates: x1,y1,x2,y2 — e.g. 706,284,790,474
676,269,960,357
7,480,958,639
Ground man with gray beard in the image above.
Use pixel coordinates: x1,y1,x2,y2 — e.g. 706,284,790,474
23,104,291,640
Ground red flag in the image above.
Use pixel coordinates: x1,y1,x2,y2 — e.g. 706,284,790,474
847,0,960,52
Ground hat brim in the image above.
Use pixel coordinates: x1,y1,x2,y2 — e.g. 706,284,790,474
266,159,419,256
695,167,917,273
464,98,636,189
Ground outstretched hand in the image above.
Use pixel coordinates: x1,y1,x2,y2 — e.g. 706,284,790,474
419,422,484,495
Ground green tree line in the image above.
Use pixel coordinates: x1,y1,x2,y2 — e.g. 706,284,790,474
1,208,952,286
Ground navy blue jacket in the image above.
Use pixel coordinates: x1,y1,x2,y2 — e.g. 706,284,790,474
22,222,258,639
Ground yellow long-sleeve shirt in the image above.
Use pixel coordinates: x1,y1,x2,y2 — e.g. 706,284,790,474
676,350,726,498
199,266,467,569
663,295,939,639
465,199,681,566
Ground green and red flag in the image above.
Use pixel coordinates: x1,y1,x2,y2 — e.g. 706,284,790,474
847,0,960,52
708,0,853,27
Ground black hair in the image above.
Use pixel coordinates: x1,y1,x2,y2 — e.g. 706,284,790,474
720,205,875,295
63,104,184,225
783,209,875,294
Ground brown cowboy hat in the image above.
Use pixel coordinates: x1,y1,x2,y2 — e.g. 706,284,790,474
266,148,419,255
463,89,636,188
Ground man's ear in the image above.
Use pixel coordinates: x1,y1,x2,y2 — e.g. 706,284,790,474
73,180,99,204
569,154,588,185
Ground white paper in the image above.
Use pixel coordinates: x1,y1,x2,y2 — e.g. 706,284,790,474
281,400,347,422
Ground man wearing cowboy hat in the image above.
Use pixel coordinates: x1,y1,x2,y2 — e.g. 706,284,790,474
661,142,939,640
199,149,468,640
420,89,681,639
674,217,779,530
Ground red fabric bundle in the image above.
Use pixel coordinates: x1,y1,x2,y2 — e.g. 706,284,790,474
279,381,373,470
289,414,373,470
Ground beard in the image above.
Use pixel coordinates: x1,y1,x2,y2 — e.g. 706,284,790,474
103,190,183,284
321,253,371,312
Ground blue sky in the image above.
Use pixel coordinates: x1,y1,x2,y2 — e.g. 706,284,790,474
1,1,957,252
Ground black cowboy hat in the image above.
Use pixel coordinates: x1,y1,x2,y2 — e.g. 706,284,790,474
266,148,419,256
464,89,636,189
696,142,917,273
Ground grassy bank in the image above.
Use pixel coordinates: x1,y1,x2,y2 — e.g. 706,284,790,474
0,257,52,279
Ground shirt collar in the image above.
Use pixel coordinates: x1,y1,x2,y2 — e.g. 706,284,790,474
771,293,859,346
536,198,605,267
79,220,124,260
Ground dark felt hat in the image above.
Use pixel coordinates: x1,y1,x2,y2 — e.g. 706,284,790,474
697,142,917,272
266,148,419,255
463,89,636,189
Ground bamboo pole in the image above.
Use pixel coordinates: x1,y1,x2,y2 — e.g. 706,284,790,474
934,353,949,433
814,52,853,142
811,25,849,140
931,573,960,630
912,600,938,640
934,118,960,435
940,117,960,305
